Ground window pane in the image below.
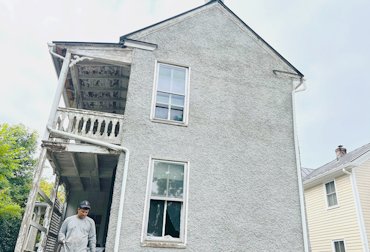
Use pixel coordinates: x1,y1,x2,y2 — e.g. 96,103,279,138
171,68,186,94
158,65,171,92
339,241,345,252
328,194,338,206
171,95,184,107
155,106,168,120
147,200,164,237
326,181,335,194
165,201,181,238
335,242,340,252
332,194,338,205
157,92,170,104
168,164,184,198
334,241,345,252
152,162,169,197
170,108,183,121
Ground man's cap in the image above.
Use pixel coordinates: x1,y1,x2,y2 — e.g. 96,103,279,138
79,200,91,209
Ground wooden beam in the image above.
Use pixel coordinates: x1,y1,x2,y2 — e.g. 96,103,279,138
37,189,53,206
15,149,48,252
80,87,128,91
30,220,47,233
70,153,85,191
82,98,126,102
90,154,101,191
70,65,82,108
77,76,129,80
42,141,120,155
68,48,132,65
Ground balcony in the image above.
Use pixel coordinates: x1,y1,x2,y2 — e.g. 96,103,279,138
52,107,124,145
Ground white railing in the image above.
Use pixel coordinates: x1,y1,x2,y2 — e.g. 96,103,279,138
52,107,124,144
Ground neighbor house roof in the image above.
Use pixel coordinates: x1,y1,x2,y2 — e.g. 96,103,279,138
303,143,370,188
119,0,303,77
301,167,315,178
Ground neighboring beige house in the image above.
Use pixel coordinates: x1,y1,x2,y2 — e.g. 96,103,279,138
303,144,370,252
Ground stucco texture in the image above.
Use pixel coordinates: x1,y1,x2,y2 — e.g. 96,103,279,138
106,3,304,252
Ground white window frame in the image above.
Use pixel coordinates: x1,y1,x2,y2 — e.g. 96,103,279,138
141,158,189,248
332,239,346,252
325,180,339,209
150,61,190,126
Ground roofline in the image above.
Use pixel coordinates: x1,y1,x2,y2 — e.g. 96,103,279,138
119,0,303,77
303,163,356,189
303,148,370,188
120,0,216,41
52,41,123,47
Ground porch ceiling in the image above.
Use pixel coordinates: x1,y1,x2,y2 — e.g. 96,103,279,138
64,60,131,115
45,141,119,192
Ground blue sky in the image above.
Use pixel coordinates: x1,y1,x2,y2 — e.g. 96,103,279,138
1,0,369,169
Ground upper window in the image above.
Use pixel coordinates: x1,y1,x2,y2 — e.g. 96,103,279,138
142,159,188,248
325,181,338,207
333,240,346,252
152,63,189,124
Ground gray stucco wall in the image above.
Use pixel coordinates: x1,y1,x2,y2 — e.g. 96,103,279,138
106,4,303,252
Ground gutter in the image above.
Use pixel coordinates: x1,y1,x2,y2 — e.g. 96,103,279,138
47,125,130,252
291,77,309,252
303,163,355,188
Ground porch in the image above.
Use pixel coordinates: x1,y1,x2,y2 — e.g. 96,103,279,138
16,42,133,251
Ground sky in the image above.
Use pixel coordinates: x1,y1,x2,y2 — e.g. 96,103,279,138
1,0,369,169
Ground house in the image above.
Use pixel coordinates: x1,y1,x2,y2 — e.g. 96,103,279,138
16,0,308,251
303,144,370,252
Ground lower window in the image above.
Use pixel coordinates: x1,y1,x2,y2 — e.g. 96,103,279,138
142,159,188,247
333,240,346,252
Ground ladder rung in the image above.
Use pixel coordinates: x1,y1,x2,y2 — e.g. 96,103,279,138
30,220,47,233
38,189,53,206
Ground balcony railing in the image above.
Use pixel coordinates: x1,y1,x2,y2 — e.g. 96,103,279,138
52,107,124,144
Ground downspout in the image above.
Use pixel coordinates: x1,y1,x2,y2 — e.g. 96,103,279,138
46,127,130,252
291,77,310,252
48,43,65,61
342,167,369,251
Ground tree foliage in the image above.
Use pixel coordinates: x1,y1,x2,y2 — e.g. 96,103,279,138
0,123,38,251
0,123,38,217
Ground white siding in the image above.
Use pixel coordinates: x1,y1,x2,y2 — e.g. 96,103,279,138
355,160,370,245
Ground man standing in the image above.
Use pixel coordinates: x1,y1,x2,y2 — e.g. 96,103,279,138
58,200,96,252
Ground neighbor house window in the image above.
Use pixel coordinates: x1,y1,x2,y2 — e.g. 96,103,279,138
152,63,189,124
333,240,346,252
143,159,188,247
325,181,338,207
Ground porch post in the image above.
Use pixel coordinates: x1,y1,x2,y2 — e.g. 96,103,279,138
15,50,72,252
14,149,48,252
44,50,72,139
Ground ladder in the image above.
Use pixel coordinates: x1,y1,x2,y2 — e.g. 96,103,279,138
15,150,65,252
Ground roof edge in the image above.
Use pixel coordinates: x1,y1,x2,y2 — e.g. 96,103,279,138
52,41,123,47
119,0,217,41
119,0,303,77
217,1,303,77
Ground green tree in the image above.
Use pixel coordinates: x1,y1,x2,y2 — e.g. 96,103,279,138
0,123,38,251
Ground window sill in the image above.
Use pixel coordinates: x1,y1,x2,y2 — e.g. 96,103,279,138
150,118,188,127
141,240,186,249
327,205,340,210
